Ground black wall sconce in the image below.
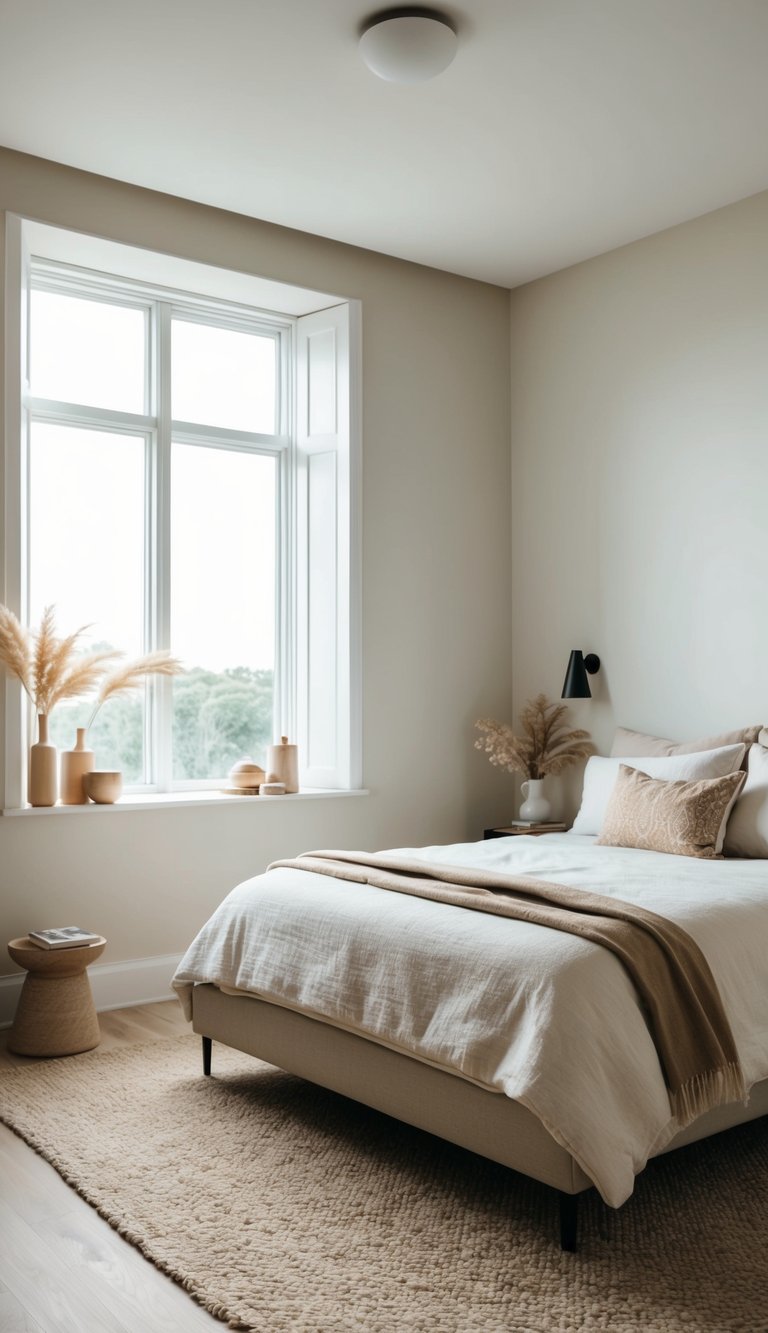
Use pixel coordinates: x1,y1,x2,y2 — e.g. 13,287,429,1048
562,650,601,699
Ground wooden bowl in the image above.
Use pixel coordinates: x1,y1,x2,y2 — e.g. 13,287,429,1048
228,759,266,790
83,771,123,804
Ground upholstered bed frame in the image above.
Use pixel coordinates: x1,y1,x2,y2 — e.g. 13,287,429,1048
191,983,768,1250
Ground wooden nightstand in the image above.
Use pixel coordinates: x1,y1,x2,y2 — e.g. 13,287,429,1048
484,823,567,839
7,936,106,1057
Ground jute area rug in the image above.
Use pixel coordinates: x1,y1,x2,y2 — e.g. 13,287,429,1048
0,1036,766,1333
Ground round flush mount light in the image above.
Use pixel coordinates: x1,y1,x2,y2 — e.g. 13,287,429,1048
359,8,458,83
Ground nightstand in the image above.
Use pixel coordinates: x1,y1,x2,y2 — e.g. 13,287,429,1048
484,823,567,839
7,936,106,1057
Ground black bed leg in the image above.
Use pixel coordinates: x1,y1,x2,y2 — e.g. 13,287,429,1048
559,1192,578,1252
202,1035,212,1076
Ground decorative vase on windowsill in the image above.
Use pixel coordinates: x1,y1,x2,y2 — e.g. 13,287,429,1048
60,727,95,806
29,713,58,807
475,693,594,824
0,604,119,807
0,603,185,807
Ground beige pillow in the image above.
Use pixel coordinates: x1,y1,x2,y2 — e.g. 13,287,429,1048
611,725,762,770
724,743,768,858
597,765,746,859
611,724,763,758
571,744,745,836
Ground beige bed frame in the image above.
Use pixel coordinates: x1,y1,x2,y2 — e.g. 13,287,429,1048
191,983,768,1250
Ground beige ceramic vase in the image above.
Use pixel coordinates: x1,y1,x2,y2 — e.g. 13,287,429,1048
60,728,95,805
266,736,299,793
29,713,57,807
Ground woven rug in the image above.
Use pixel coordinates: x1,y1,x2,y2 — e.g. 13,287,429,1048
0,1036,766,1332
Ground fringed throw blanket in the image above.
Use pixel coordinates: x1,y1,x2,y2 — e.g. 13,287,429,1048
269,850,746,1127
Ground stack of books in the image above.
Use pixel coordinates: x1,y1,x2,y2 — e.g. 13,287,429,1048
508,820,565,829
28,926,101,950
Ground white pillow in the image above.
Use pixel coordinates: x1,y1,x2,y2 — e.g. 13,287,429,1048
724,744,768,858
571,744,746,836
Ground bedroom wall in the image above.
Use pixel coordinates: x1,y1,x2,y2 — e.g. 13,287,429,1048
509,188,768,819
0,148,513,976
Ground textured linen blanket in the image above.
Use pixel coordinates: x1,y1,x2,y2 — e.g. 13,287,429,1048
173,834,768,1206
268,849,746,1127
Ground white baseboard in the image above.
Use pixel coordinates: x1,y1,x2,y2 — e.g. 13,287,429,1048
0,952,184,1029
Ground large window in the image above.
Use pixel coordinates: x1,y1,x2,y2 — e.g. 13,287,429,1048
4,220,360,804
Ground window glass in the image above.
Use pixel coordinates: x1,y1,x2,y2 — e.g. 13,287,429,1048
30,289,146,414
28,422,147,781
172,318,276,434
171,442,276,779
16,245,353,803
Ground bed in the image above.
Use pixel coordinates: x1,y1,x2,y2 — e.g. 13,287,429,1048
173,827,768,1250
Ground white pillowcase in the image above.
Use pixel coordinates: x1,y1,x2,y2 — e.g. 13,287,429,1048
724,744,768,858
571,744,746,837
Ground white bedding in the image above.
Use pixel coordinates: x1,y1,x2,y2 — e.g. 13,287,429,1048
172,833,768,1207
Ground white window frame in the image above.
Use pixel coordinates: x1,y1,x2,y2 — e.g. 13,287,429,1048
2,216,362,808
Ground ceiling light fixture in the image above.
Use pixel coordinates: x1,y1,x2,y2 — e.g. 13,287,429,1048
359,7,458,83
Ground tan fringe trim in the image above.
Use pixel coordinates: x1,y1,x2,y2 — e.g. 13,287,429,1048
670,1063,748,1127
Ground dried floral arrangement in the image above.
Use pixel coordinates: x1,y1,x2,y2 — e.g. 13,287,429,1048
0,605,118,716
0,603,182,722
475,693,593,780
87,651,183,730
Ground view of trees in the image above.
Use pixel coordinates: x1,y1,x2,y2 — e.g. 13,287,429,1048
48,666,274,784
172,667,273,779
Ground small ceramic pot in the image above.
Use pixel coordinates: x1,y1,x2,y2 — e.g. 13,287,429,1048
83,771,123,804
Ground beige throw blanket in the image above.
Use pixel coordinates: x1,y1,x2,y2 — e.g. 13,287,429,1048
270,849,746,1127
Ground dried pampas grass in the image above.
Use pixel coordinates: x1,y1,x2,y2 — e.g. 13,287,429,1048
0,603,120,715
0,604,32,700
87,651,183,729
32,605,57,711
0,604,181,725
475,693,593,780
49,651,122,712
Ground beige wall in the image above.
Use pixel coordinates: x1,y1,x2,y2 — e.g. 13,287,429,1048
510,189,768,819
0,148,513,967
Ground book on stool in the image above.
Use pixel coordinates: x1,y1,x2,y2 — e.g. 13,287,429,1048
28,926,102,950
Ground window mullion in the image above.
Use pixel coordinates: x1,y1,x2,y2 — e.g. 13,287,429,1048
26,398,155,434
171,421,288,453
277,325,295,749
153,302,173,790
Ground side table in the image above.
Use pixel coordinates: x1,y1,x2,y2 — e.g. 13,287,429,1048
484,823,567,839
7,936,106,1057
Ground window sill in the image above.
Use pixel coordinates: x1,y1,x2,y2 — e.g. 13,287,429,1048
1,788,369,816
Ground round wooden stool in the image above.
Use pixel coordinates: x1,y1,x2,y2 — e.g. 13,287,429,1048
7,936,106,1057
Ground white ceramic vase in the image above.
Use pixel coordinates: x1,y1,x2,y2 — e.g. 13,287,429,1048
519,777,551,823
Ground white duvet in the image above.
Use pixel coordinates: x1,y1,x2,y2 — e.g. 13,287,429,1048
172,833,768,1207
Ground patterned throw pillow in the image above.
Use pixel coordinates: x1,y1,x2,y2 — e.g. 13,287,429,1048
596,765,746,859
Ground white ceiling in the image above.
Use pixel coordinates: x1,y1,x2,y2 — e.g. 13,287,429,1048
1,0,768,288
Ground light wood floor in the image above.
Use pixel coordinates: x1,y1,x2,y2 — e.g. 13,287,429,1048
0,1001,222,1332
